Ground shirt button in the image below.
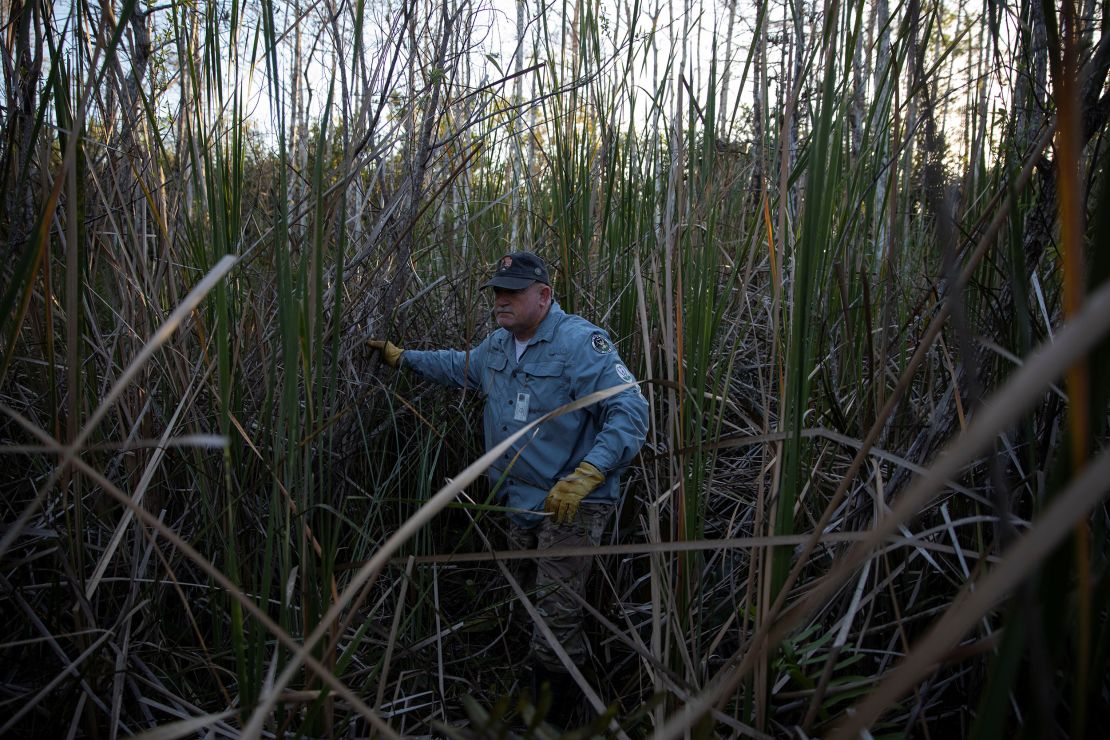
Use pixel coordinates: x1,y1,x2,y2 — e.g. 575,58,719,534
502,426,508,431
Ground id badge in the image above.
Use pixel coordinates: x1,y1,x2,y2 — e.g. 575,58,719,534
513,392,530,421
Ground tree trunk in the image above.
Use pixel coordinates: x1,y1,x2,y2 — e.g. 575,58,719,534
382,2,455,332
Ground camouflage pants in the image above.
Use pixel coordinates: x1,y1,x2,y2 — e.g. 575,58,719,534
507,504,610,671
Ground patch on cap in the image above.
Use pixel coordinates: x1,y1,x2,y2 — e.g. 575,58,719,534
591,333,614,354
615,364,635,383
481,251,551,289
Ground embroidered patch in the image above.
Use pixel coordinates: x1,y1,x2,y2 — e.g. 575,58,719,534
615,364,635,383
590,333,614,354
500,256,513,270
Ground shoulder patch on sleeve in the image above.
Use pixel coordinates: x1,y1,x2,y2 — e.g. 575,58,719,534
615,364,635,383
590,333,614,354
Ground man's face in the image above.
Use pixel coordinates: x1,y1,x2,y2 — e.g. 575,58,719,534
492,282,552,340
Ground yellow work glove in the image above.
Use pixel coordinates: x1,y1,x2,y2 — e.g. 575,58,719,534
544,462,605,525
367,339,404,368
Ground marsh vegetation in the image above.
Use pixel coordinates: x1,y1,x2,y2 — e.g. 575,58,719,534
1,0,1109,737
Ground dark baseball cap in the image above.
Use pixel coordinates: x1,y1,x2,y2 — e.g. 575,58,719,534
480,251,551,290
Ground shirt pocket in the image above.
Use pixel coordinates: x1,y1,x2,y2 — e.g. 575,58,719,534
521,360,569,413
483,351,509,394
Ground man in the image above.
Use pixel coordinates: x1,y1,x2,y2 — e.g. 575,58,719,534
368,251,648,719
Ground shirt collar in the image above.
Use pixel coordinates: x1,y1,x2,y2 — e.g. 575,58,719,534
530,300,564,345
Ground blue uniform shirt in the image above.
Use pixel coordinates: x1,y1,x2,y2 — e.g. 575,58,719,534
403,301,649,525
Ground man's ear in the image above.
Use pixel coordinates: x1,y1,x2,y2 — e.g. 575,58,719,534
540,284,553,303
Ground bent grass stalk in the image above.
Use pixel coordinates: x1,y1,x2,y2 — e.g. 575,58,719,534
240,383,638,736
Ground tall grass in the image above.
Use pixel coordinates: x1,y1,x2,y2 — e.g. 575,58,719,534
1,0,1108,737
